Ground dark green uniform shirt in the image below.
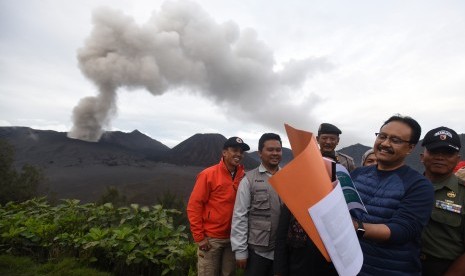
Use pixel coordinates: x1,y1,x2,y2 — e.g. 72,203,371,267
421,174,465,260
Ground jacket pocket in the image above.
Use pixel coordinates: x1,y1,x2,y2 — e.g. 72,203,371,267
252,192,270,210
248,219,271,247
431,206,462,227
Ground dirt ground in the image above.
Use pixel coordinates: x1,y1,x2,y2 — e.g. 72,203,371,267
41,163,204,205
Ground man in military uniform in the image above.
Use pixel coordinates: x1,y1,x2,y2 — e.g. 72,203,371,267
420,126,465,276
316,123,356,172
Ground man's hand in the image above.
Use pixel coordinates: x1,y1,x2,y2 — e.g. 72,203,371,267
351,218,391,242
197,238,211,252
236,258,247,269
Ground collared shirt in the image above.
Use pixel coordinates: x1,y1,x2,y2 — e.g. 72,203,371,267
421,174,465,260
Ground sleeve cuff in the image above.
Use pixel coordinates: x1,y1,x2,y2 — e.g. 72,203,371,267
235,250,248,260
193,234,205,243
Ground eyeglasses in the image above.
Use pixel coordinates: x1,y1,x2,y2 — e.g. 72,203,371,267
375,133,411,145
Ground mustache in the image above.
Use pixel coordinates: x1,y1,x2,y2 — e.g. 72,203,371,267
377,145,395,154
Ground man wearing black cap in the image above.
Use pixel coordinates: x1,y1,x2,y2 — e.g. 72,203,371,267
187,136,250,276
316,123,356,172
420,127,465,276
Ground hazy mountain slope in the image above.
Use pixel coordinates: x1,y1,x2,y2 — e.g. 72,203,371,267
166,133,259,169
101,130,170,161
0,127,154,168
338,143,371,167
1,127,463,205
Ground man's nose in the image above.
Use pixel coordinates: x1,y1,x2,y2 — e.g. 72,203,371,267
380,139,392,146
433,152,447,159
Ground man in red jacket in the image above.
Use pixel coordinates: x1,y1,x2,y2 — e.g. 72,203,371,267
187,136,250,276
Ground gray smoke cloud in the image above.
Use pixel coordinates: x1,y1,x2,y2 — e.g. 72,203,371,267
68,0,333,141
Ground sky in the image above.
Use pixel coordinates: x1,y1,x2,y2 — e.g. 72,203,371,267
1,0,464,151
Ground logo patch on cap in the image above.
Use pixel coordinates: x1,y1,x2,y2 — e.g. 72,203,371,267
236,137,243,143
422,127,461,152
434,130,453,140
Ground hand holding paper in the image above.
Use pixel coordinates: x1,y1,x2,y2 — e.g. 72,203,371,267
269,124,333,260
269,124,363,276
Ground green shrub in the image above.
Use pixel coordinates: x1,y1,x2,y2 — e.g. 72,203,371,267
0,254,37,275
0,198,197,275
0,140,43,205
0,254,111,276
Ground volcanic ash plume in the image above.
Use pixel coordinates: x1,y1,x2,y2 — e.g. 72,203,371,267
68,0,332,141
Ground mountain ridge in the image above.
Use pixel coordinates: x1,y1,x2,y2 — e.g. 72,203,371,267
0,127,259,204
2,126,464,204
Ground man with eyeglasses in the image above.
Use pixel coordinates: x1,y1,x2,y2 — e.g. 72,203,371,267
420,127,465,276
350,114,434,275
316,123,356,172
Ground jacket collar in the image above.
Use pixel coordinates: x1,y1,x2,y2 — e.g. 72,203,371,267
258,163,281,175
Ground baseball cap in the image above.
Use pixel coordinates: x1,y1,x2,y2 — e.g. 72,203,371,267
421,126,461,152
318,123,342,136
223,136,250,151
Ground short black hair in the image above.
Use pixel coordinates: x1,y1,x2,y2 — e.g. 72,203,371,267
381,114,422,144
258,133,282,152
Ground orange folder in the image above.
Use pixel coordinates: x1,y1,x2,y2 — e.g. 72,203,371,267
269,124,333,261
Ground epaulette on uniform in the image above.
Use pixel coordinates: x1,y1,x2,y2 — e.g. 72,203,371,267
337,152,354,162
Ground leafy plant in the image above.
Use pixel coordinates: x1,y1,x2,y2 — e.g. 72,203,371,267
0,254,111,276
0,198,196,275
0,140,44,205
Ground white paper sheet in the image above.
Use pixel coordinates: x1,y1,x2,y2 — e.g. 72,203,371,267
308,182,363,276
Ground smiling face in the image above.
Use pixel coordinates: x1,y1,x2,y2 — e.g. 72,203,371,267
421,148,460,181
374,121,415,170
259,139,282,173
222,146,244,172
317,134,340,154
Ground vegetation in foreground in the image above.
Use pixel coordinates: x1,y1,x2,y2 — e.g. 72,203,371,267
0,138,199,275
0,139,43,205
0,254,111,276
0,198,197,275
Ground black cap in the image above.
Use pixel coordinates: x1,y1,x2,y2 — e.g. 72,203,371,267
223,137,250,151
318,123,342,136
422,127,461,152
